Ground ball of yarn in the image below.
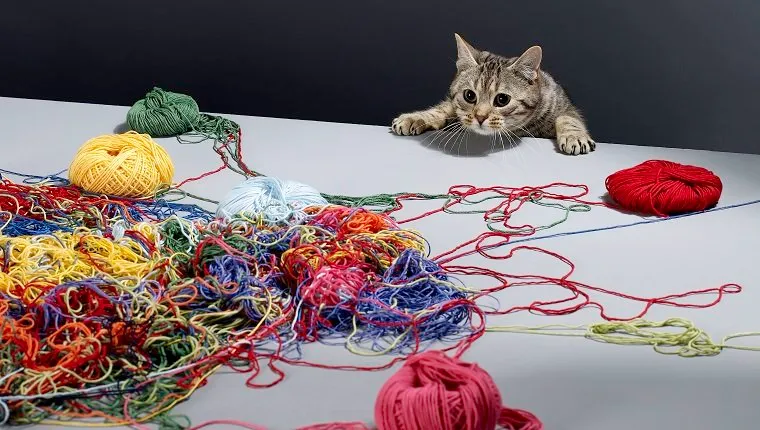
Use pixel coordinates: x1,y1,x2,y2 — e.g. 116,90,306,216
68,131,174,198
374,350,543,430
605,159,723,217
126,87,201,137
216,176,328,223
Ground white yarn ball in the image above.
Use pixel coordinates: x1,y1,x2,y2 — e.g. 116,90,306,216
216,176,328,223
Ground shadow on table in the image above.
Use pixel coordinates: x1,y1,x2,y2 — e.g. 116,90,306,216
395,129,562,157
501,364,760,430
113,122,129,134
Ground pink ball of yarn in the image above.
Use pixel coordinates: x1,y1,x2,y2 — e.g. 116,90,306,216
374,351,542,430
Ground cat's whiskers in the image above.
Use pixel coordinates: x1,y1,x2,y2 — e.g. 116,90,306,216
505,128,530,168
442,125,466,154
496,129,511,163
516,124,536,139
464,127,472,155
515,125,541,157
429,122,464,152
421,120,460,148
453,126,470,156
488,131,497,154
494,129,505,156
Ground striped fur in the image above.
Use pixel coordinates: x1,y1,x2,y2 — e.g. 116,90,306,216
391,34,595,155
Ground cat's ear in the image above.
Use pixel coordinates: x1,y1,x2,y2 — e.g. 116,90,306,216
454,33,480,71
512,46,542,83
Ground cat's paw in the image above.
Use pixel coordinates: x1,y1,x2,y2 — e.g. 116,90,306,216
391,113,433,136
558,132,596,155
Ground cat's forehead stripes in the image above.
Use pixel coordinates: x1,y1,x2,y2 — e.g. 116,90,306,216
474,60,503,93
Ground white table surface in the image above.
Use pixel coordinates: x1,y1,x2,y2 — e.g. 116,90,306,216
2,96,760,430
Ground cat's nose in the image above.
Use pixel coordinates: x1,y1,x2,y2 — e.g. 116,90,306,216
474,114,488,124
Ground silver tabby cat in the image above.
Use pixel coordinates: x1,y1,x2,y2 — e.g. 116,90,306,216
391,34,595,155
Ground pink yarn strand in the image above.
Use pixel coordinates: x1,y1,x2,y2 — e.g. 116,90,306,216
297,422,372,430
499,407,544,430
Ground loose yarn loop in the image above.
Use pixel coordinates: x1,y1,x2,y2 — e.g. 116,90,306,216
68,131,174,198
374,351,542,430
605,160,723,217
216,176,328,223
126,87,201,137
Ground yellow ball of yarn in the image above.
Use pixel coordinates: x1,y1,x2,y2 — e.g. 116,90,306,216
68,131,174,198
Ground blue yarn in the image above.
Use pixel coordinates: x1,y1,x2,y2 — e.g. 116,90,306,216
193,254,289,323
324,249,472,354
0,214,71,237
0,293,25,320
131,199,214,222
285,249,473,354
216,176,328,223
506,197,760,247
0,168,69,186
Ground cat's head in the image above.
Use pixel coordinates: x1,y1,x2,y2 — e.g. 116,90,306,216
449,34,543,136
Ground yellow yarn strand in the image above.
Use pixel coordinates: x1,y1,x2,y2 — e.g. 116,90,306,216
68,131,174,198
487,318,760,357
0,228,163,304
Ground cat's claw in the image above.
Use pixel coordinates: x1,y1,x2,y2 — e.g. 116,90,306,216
558,132,595,155
391,114,432,136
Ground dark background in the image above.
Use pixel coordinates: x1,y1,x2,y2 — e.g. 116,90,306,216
1,0,758,153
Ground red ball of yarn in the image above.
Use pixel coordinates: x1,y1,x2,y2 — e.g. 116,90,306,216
374,351,542,430
605,159,723,217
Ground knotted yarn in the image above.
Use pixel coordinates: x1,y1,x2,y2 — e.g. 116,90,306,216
605,159,723,217
373,350,543,430
216,176,328,223
68,131,174,198
126,87,201,137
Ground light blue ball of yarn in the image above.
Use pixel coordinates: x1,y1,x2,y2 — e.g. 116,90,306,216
216,176,328,223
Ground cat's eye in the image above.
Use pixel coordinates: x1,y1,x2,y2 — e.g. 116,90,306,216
463,90,477,104
494,93,511,107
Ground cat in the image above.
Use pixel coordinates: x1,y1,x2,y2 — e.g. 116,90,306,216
391,33,595,155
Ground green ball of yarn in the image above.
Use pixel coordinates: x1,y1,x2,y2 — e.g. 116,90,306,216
126,87,201,137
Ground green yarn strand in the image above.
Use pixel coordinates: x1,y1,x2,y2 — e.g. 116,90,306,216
177,113,240,146
321,192,450,213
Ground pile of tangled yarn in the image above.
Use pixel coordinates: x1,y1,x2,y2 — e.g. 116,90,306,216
0,175,476,427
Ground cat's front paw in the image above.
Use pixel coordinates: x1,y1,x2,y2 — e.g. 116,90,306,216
558,132,595,155
391,113,433,136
